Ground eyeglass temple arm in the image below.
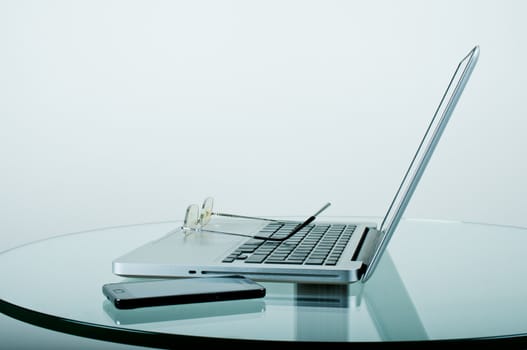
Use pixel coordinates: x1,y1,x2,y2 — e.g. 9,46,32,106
212,212,296,223
211,200,331,225
197,228,288,241
280,202,332,239
247,201,332,241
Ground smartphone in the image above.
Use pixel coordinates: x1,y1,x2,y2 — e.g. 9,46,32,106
102,275,266,310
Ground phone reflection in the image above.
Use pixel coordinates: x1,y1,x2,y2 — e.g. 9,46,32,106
103,298,266,325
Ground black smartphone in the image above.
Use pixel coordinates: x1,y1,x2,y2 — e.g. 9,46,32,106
102,275,266,310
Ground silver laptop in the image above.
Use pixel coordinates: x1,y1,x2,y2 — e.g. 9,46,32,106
113,46,480,284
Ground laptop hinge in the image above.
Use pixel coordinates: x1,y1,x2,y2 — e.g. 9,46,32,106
353,227,383,279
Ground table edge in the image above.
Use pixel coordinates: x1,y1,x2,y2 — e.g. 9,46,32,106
2,298,527,349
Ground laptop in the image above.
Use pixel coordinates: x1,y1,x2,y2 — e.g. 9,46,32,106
113,46,480,284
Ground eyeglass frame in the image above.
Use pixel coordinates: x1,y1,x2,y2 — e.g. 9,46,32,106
181,197,331,242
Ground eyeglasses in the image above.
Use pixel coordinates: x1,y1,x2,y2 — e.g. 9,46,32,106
182,197,331,241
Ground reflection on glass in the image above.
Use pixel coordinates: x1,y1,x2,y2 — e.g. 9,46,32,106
363,253,428,341
290,253,428,341
103,298,266,325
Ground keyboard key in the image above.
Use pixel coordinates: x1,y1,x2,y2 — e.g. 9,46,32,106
245,254,267,263
305,258,325,265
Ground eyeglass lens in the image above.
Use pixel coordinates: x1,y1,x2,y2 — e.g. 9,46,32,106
184,204,200,229
200,197,214,226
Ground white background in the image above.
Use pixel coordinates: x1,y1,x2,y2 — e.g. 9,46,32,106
1,0,526,348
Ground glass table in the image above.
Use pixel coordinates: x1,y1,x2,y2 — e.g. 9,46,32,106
1,218,527,348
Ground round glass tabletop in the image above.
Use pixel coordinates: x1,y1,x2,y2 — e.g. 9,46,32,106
1,218,527,348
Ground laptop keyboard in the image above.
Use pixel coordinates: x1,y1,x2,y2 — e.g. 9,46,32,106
222,222,356,266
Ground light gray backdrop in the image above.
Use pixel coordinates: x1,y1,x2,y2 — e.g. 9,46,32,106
0,0,526,348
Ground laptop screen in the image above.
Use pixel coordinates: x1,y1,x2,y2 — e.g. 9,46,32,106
363,46,480,282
